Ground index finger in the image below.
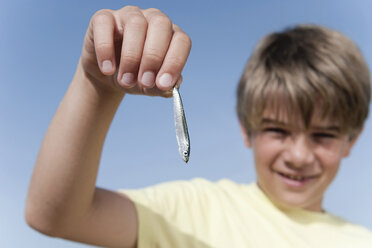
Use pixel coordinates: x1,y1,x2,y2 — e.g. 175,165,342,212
156,24,191,91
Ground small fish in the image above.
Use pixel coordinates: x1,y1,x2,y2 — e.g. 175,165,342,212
173,86,190,163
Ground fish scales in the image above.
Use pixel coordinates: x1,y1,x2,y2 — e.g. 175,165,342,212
173,87,190,163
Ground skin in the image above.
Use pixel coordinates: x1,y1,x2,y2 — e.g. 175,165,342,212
240,110,361,212
25,6,191,248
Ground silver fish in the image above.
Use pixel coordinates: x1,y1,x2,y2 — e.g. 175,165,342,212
173,86,190,163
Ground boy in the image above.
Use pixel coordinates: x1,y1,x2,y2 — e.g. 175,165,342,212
25,5,372,248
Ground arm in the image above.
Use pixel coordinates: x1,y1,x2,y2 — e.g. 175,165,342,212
25,6,191,248
26,63,137,247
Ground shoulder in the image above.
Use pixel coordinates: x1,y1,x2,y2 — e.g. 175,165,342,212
324,213,372,244
118,178,248,210
340,220,372,239
118,178,217,208
342,223,372,246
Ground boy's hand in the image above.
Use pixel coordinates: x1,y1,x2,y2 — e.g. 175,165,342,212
80,6,191,97
26,6,191,248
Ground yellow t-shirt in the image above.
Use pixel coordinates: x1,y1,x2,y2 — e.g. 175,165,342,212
119,178,372,248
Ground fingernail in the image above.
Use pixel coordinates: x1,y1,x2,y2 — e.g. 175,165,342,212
142,71,155,87
159,73,173,88
102,60,113,73
121,73,135,86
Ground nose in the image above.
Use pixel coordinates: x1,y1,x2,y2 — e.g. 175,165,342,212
283,135,315,169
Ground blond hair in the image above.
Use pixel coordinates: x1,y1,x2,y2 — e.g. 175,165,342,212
237,25,371,138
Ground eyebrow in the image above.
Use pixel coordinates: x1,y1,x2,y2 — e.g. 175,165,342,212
261,118,341,132
311,125,341,132
261,118,287,126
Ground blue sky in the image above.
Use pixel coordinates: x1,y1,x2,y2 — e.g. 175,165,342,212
1,0,371,247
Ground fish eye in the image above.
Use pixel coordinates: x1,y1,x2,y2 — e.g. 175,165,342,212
183,151,188,156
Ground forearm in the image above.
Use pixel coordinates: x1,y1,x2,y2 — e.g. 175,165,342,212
26,62,124,234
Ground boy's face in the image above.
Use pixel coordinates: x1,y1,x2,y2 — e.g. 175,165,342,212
241,109,360,212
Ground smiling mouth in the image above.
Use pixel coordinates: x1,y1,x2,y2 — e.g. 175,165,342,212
276,171,319,181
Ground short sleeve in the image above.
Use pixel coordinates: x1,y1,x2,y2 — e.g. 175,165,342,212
117,179,213,248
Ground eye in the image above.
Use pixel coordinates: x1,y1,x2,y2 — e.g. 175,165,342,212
313,132,336,139
264,128,288,135
183,151,188,156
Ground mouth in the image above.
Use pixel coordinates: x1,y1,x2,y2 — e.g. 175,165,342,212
275,171,319,188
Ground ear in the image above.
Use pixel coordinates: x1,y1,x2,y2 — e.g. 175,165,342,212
239,122,252,148
343,128,363,157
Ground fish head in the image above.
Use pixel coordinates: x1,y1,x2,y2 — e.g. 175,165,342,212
179,145,190,163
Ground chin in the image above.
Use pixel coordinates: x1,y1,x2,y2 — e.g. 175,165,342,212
271,192,322,212
257,179,324,211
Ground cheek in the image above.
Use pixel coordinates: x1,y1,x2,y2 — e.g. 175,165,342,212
316,145,345,171
253,136,283,171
